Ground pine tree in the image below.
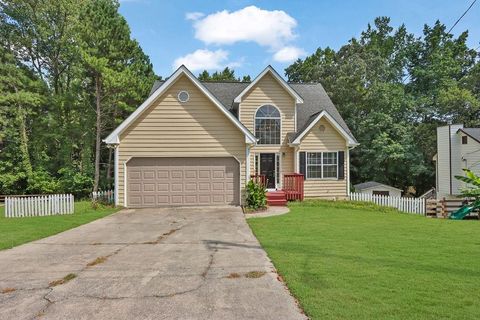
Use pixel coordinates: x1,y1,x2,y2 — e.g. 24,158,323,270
0,46,45,193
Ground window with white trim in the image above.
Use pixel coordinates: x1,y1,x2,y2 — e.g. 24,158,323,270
255,105,281,145
307,152,338,179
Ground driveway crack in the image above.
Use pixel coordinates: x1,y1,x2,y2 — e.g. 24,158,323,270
48,241,219,302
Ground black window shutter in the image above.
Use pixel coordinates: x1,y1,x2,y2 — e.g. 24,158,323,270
338,151,345,180
299,152,306,180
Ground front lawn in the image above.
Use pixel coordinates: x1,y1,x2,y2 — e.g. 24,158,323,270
0,201,120,250
248,200,479,320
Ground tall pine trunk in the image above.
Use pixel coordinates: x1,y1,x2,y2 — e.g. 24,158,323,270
93,75,102,192
106,147,113,187
14,85,33,180
18,106,33,178
105,105,118,187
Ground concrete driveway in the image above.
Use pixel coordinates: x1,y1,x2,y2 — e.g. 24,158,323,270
0,207,306,320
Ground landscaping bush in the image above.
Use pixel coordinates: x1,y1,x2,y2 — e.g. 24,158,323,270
26,169,60,194
245,179,267,210
58,168,94,199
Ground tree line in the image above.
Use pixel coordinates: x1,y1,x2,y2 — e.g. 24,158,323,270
286,17,479,194
0,0,156,197
0,3,478,198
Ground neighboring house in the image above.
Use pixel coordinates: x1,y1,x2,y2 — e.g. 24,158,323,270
104,65,358,208
433,124,480,199
354,181,403,197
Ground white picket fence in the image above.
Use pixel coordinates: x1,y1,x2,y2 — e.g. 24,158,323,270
4,194,74,218
350,192,426,215
91,190,114,205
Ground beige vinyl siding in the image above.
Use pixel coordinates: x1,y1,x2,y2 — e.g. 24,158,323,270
299,118,348,199
239,72,296,181
117,75,246,206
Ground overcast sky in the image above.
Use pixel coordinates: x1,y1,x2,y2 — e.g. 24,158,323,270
119,0,480,78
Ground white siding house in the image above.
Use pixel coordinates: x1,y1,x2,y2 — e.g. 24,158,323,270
434,124,480,199
354,181,403,197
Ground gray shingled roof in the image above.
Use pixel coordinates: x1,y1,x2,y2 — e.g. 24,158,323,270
149,79,356,142
290,83,354,140
354,181,401,191
459,128,480,143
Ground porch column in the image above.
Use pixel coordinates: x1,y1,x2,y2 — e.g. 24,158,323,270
246,144,252,182
293,146,299,173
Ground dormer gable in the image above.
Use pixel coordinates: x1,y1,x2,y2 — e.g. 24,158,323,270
234,66,303,104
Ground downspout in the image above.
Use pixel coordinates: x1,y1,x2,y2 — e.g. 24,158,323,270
449,125,452,195
114,145,119,206
106,142,119,206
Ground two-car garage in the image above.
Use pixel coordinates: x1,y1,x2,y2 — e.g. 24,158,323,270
126,157,240,208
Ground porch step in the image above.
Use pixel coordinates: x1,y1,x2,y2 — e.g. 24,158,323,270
267,191,286,199
267,199,288,206
267,191,287,206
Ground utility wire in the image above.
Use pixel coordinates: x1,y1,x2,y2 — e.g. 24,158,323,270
448,0,477,33
402,1,479,83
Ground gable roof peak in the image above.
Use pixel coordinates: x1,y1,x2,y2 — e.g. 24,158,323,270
290,110,358,146
233,65,304,104
104,64,256,145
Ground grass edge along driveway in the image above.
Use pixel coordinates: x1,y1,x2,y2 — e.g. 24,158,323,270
0,201,120,250
248,200,479,320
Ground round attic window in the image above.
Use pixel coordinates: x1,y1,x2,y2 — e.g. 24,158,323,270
178,90,190,103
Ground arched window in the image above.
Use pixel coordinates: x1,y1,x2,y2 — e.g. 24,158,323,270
255,105,281,145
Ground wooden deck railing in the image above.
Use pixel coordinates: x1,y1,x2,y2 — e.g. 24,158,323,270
283,173,304,201
250,174,267,186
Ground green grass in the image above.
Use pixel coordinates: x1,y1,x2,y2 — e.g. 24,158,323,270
0,201,120,250
248,200,480,320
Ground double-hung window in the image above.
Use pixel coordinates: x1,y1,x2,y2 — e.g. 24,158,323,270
306,152,338,179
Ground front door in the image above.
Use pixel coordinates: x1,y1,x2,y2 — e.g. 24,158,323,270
260,153,276,189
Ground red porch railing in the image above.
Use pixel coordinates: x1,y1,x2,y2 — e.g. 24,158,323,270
250,174,267,187
283,173,304,201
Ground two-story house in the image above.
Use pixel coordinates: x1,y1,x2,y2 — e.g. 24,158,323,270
104,65,357,207
434,124,480,198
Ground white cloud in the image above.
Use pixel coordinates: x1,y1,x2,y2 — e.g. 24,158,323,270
273,46,306,63
185,12,204,21
173,49,232,71
191,6,297,49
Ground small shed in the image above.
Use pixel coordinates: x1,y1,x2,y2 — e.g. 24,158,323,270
354,181,402,197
